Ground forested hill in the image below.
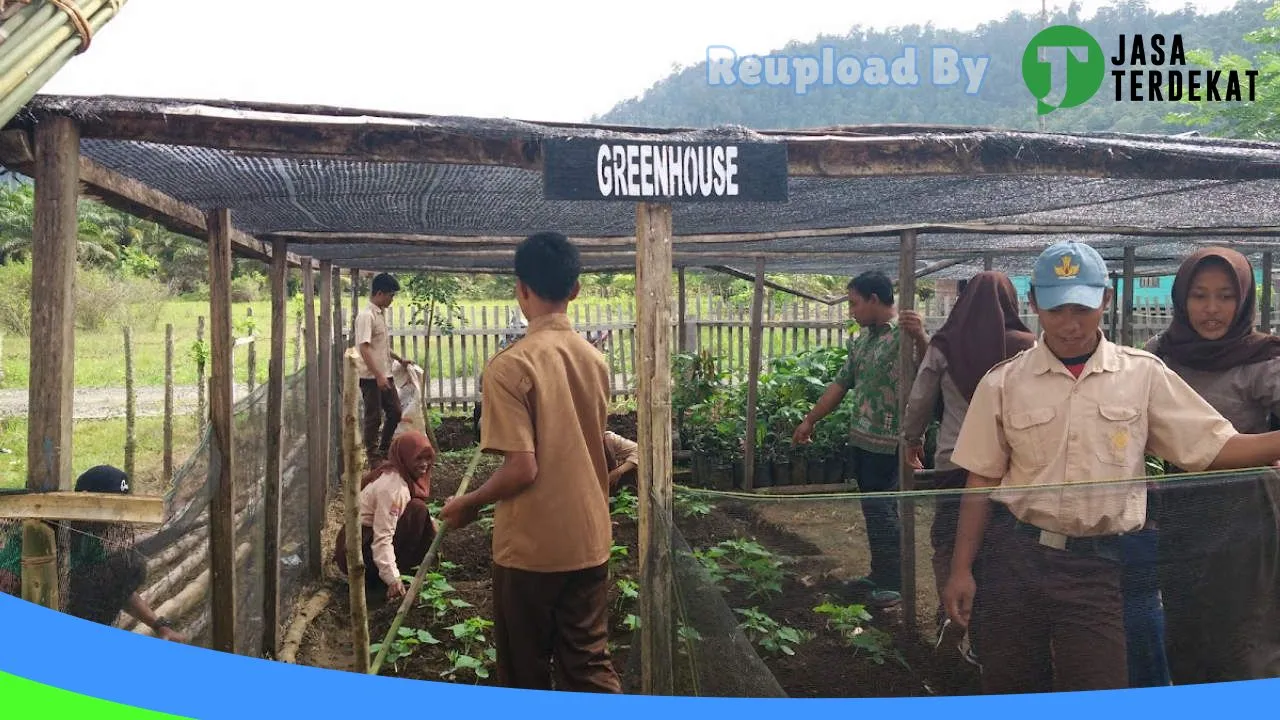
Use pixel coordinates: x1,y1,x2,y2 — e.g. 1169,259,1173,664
594,0,1273,133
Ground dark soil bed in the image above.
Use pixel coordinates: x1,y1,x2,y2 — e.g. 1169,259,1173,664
299,450,981,697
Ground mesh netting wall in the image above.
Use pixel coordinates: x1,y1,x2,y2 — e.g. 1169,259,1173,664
635,469,1280,697
0,368,316,656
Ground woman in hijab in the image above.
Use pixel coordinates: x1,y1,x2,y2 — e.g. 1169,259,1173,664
902,271,1036,653
334,430,438,603
0,465,186,642
1147,247,1280,683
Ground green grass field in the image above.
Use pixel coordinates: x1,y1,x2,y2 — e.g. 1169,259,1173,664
0,414,202,492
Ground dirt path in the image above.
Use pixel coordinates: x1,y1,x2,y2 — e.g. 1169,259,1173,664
0,385,252,420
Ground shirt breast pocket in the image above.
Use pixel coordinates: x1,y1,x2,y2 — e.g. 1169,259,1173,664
1006,407,1056,467
1095,405,1142,467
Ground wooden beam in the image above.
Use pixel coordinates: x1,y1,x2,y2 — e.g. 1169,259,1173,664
20,98,1280,179
1262,252,1273,334
742,258,766,491
896,229,919,636
27,115,78,493
635,202,674,696
0,133,313,269
1122,246,1136,347
263,237,288,657
0,492,165,523
332,264,345,483
303,260,323,580
348,269,360,348
207,207,237,654
319,260,335,503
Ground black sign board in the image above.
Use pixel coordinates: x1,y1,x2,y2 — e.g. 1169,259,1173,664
542,139,788,202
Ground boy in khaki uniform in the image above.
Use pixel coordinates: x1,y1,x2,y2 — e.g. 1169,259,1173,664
944,240,1280,693
441,232,620,693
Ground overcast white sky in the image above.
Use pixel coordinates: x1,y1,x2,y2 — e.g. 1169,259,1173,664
42,0,1242,122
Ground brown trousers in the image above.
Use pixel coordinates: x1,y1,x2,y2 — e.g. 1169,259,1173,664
333,498,435,592
491,561,621,693
359,379,402,462
930,468,970,612
971,507,1129,693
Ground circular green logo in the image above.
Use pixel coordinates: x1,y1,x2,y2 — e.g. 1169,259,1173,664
1022,25,1105,115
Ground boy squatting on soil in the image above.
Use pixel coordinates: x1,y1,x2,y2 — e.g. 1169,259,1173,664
441,231,621,693
942,240,1280,693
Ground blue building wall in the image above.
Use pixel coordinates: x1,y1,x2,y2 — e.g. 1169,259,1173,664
1009,269,1267,303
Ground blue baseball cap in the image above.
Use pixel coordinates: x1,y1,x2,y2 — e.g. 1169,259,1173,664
1031,241,1109,310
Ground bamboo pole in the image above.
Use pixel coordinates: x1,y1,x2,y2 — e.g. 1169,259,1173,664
742,257,766,491
342,353,371,673
20,520,57,609
0,0,128,128
124,326,135,481
197,315,206,425
369,446,483,676
896,229,919,636
164,323,174,485
278,588,332,664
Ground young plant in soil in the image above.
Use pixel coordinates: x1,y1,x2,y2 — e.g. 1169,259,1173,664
611,487,639,521
368,626,441,673
813,602,909,670
442,616,497,682
414,568,474,621
674,490,713,518
692,538,787,599
735,607,813,656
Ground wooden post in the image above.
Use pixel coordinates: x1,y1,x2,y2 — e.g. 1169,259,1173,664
342,353,370,672
635,202,674,696
1109,274,1120,338
207,207,237,654
349,269,360,348
896,229,919,635
124,327,136,481
294,313,302,373
677,268,687,354
332,264,345,484
246,307,257,395
983,253,993,271
1122,246,1136,347
1262,252,1273,334
319,260,334,496
27,114,78,497
303,259,322,579
743,258,766,491
197,315,207,425
164,323,174,485
263,238,288,658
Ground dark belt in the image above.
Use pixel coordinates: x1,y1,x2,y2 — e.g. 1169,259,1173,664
995,505,1123,561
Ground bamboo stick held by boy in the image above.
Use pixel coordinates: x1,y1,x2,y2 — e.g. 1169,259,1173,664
441,231,621,692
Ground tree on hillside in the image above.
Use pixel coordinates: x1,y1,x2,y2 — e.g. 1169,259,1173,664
1168,0,1280,138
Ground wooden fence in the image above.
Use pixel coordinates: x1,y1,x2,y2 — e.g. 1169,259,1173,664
362,294,1280,414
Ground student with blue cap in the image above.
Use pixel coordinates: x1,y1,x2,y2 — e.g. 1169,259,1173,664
942,240,1280,693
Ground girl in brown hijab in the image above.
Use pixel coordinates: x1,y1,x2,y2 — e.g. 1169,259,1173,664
902,271,1035,655
334,430,438,602
1148,247,1280,683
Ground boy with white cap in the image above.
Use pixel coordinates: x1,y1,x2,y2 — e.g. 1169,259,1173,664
943,240,1280,692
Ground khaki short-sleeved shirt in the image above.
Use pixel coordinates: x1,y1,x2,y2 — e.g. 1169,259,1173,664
354,302,392,380
951,333,1237,537
479,313,612,572
604,431,640,471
